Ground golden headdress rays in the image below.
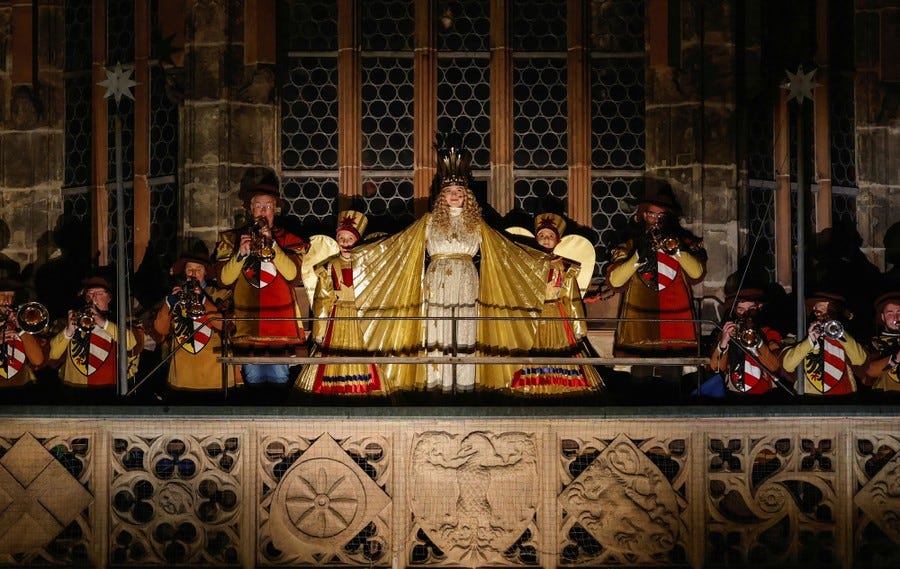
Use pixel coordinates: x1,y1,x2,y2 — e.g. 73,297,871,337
434,131,472,189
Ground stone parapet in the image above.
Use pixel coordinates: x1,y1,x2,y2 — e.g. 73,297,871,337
0,406,897,568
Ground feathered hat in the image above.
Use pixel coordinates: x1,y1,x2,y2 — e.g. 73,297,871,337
434,132,472,189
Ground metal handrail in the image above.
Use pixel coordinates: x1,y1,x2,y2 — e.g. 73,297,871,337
129,313,733,398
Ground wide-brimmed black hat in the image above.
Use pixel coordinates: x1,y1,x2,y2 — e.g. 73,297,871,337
79,275,113,296
238,170,284,208
171,250,212,276
625,177,682,216
805,291,852,319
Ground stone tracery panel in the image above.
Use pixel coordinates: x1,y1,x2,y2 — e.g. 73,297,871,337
408,431,540,567
258,432,392,566
558,432,690,566
0,432,94,566
109,434,242,565
705,434,839,567
853,432,900,567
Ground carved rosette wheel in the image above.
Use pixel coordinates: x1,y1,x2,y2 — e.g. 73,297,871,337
269,435,390,557
284,461,362,539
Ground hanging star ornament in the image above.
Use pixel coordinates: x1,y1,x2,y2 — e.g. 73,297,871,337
782,65,818,105
99,63,137,105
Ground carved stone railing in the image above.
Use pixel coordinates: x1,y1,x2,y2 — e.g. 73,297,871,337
0,406,898,568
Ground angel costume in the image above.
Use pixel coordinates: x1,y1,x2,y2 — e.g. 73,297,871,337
341,214,548,392
511,255,602,394
296,255,387,395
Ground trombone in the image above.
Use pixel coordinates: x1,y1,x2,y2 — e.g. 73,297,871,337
0,302,50,334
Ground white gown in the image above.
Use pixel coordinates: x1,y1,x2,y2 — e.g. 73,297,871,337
424,208,481,392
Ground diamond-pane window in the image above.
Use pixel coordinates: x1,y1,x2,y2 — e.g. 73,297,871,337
282,59,339,171
150,181,179,270
829,75,856,187
591,0,645,52
362,58,415,170
747,91,775,181
149,68,178,178
748,185,777,281
512,0,567,52
591,58,645,170
437,58,491,169
65,75,93,189
362,0,415,52
437,0,490,52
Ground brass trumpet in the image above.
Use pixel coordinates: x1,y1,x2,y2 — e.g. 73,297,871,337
735,316,762,349
649,227,680,255
75,303,97,333
174,277,206,320
814,319,844,340
0,302,50,334
249,217,276,262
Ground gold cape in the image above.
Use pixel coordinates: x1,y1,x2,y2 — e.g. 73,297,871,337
347,215,549,391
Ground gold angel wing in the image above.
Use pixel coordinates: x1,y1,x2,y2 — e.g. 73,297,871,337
477,223,549,389
554,234,596,297
300,234,340,306
352,217,428,390
505,226,535,239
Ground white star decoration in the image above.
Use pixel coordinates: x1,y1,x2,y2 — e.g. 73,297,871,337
782,65,818,105
98,63,137,104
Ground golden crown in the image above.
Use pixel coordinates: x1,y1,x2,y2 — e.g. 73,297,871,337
434,132,472,188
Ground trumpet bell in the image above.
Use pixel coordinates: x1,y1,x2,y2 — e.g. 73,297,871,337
820,319,844,339
17,302,50,334
737,326,762,349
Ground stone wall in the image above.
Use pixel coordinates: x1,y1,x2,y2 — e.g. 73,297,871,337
0,1,65,278
854,2,900,270
645,0,740,319
181,0,278,250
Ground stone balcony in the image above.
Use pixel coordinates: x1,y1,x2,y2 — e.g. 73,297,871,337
0,404,898,568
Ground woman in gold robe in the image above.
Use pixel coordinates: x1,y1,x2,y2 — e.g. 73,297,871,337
344,137,549,392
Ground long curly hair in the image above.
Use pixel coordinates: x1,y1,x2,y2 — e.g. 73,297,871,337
430,184,482,235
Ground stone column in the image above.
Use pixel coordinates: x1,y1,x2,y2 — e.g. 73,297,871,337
645,0,739,306
854,3,900,269
813,0,832,234
338,0,361,211
774,90,792,289
413,0,436,216
567,0,591,227
489,0,513,215
133,0,151,267
181,0,278,249
0,1,66,275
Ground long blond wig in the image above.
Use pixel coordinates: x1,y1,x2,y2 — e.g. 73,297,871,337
430,185,482,235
